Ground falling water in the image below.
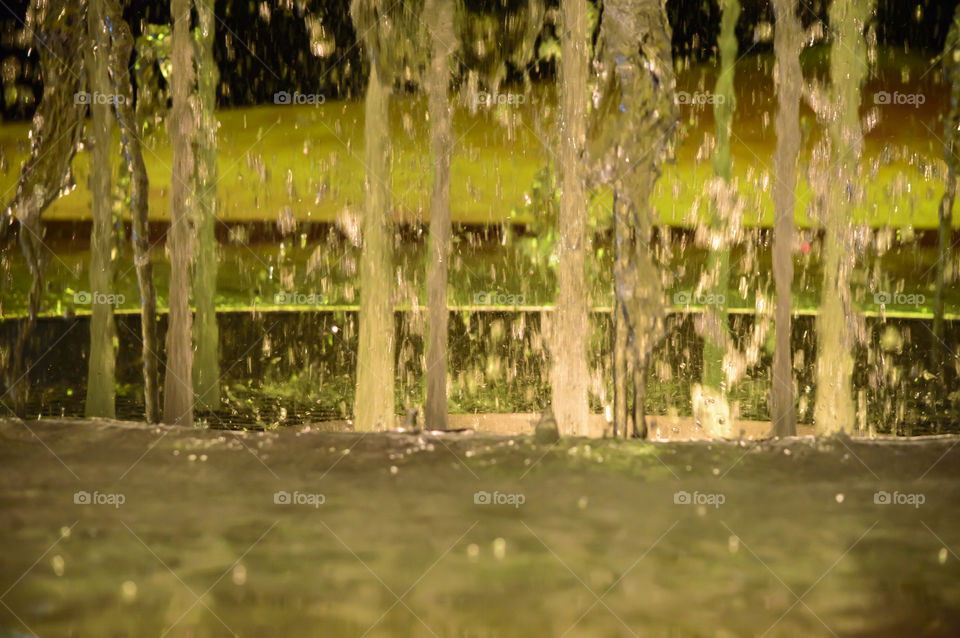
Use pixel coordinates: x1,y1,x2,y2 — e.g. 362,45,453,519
105,1,160,424
813,0,875,435
424,0,456,431
83,0,117,418
350,0,398,431
933,5,960,379
551,0,590,436
163,0,196,426
192,0,220,411
3,0,87,415
770,0,802,437
587,0,678,438
696,0,741,437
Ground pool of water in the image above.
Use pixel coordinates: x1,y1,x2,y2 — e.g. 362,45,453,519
1,419,958,636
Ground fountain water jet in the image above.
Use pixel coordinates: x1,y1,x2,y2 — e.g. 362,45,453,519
813,0,875,435
696,0,740,437
932,6,960,390
588,0,678,438
3,0,87,416
163,0,196,426
84,0,117,419
551,0,590,436
192,0,220,411
105,0,161,423
349,0,422,431
424,0,456,431
770,0,803,437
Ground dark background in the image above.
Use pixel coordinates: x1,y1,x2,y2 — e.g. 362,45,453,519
0,0,957,120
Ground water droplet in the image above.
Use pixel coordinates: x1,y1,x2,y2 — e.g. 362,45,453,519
728,535,740,553
51,554,64,577
233,564,247,585
493,538,506,560
121,580,137,603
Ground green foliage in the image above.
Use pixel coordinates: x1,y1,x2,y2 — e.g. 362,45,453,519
509,162,561,273
134,24,218,140
350,0,429,87
456,0,546,88
536,1,600,63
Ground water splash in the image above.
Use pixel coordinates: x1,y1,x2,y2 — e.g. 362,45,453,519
587,0,679,438
3,0,87,415
813,0,875,435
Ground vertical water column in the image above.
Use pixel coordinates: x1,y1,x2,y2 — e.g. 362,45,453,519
700,0,740,418
106,1,161,423
770,0,802,437
932,6,960,377
814,0,874,435
5,2,87,415
84,0,117,418
552,0,591,436
193,0,221,411
589,0,678,438
353,62,395,431
424,0,456,431
164,0,196,426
